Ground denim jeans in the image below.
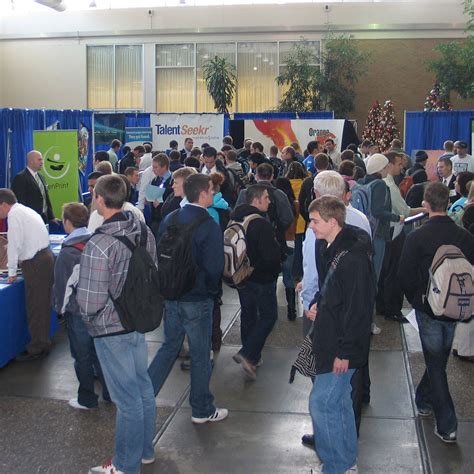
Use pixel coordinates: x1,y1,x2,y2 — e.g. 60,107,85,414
309,369,357,474
237,280,278,365
415,310,457,435
65,312,110,407
281,248,295,289
372,236,386,284
148,299,216,418
94,332,156,474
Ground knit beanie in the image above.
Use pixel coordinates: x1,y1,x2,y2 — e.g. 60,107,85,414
415,150,428,163
366,153,389,175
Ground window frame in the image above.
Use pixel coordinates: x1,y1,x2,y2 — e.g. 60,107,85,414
87,43,145,112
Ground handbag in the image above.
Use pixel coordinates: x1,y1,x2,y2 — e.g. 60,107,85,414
289,250,348,383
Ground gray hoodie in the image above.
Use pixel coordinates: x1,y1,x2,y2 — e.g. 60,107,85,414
76,211,157,337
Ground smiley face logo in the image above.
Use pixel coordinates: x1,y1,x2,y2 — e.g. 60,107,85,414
42,146,70,180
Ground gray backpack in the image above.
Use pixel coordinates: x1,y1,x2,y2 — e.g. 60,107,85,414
426,245,474,321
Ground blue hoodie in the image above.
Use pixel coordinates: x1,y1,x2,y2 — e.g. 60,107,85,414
207,192,229,225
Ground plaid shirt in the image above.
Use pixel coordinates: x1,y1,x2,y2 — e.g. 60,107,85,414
77,211,157,337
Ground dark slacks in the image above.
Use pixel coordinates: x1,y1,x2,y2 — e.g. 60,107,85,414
21,248,54,355
376,231,406,315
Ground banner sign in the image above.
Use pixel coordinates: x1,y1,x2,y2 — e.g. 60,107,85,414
151,114,224,151
94,113,125,146
244,119,346,152
125,127,153,149
33,130,79,217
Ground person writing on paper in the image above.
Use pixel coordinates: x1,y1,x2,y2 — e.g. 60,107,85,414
378,151,425,323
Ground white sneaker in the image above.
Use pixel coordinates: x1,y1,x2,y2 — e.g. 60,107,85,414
68,398,93,410
191,408,229,424
141,457,155,465
371,323,381,335
345,465,358,473
256,358,263,367
89,459,124,474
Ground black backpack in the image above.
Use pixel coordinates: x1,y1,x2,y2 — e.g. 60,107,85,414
157,210,211,300
104,222,163,334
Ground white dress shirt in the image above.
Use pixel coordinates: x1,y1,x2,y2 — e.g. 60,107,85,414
137,166,155,211
201,165,217,175
139,153,152,171
7,203,50,277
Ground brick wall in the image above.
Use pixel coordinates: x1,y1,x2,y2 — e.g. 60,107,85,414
351,38,474,143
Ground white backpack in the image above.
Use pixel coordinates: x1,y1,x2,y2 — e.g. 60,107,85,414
223,214,262,288
426,245,474,321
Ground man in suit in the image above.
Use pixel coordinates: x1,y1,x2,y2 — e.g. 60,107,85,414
180,137,194,163
11,150,56,224
437,156,457,204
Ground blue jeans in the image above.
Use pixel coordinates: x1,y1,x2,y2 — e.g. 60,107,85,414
281,248,295,289
148,299,216,418
415,310,457,435
237,280,278,365
94,332,156,474
65,312,110,407
309,369,357,474
372,236,386,284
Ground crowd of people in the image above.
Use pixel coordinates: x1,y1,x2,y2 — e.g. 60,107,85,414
0,134,473,474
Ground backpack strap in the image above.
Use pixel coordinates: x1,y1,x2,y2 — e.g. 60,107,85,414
95,222,148,253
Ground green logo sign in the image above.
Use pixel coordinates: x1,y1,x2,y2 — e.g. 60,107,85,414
33,130,78,218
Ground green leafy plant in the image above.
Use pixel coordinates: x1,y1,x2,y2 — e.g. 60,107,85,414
276,34,370,118
203,56,237,114
427,1,474,99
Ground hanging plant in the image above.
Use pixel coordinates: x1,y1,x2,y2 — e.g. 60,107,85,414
203,56,237,114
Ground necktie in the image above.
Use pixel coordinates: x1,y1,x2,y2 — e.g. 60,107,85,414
34,173,47,213
443,178,447,185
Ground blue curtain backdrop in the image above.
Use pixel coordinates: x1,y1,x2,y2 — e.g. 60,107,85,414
0,108,45,188
405,111,474,155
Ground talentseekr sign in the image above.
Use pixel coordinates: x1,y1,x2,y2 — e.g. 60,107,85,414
151,114,224,150
33,130,78,217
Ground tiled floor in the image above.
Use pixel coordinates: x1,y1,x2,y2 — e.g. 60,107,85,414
0,283,472,473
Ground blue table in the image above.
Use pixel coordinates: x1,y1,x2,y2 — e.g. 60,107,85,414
0,241,62,369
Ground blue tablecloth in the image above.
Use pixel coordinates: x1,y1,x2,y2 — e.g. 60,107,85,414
0,279,59,368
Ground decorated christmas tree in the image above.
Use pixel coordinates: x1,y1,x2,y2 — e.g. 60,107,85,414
378,99,400,152
423,82,452,111
362,101,382,145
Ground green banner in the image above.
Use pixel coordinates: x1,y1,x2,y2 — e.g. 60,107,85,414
33,130,78,218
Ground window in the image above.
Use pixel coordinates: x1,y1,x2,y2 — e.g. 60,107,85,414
197,43,236,113
237,42,278,113
154,40,321,113
87,45,143,110
156,44,195,113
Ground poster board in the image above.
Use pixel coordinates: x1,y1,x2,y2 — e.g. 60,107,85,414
244,119,345,152
151,114,224,151
33,130,79,217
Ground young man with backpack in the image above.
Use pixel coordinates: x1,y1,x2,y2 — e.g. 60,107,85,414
76,175,158,474
148,174,228,424
230,184,281,381
52,203,110,410
353,153,404,284
235,162,294,262
398,182,474,444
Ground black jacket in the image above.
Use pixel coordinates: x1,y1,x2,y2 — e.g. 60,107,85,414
407,163,428,183
311,225,375,374
398,215,474,321
202,160,238,208
11,168,55,223
298,176,314,224
161,193,182,220
230,204,281,283
119,152,136,174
